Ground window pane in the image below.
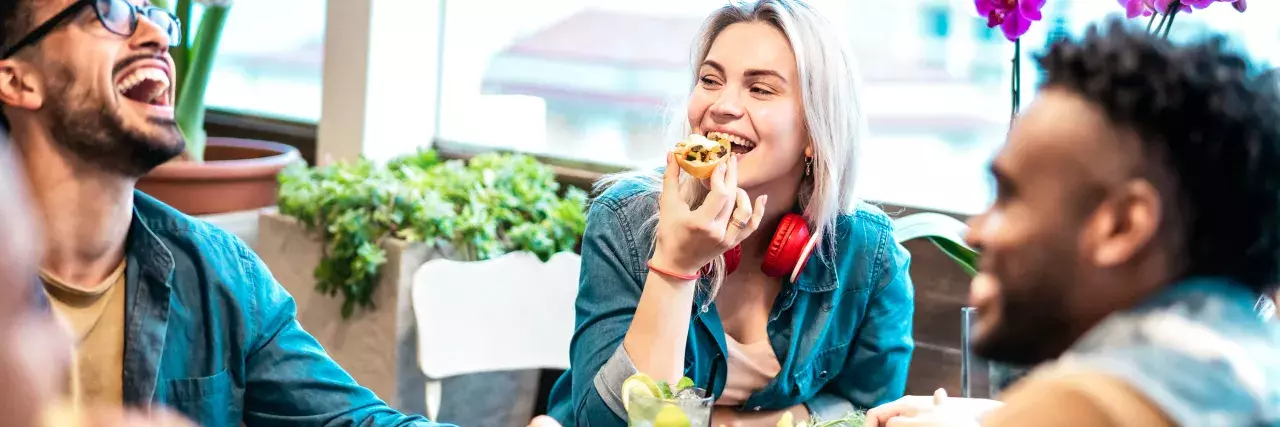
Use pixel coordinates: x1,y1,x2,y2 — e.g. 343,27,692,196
436,0,1273,213
205,0,326,123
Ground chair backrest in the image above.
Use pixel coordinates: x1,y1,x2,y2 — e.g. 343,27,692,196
412,251,580,379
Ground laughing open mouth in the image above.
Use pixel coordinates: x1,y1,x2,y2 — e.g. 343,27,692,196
115,67,171,107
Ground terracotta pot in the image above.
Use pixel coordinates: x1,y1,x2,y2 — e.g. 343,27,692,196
137,137,301,215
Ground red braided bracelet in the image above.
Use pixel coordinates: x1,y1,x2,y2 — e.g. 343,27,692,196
647,260,700,281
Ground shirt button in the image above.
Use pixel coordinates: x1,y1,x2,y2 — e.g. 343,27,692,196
819,370,828,379
753,406,762,411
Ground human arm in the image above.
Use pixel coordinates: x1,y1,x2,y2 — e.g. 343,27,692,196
236,248,452,426
563,154,766,425
625,153,765,384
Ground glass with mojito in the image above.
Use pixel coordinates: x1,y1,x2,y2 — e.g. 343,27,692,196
622,374,712,427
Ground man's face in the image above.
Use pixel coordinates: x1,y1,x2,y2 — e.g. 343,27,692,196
3,0,184,177
964,88,1137,365
0,141,73,427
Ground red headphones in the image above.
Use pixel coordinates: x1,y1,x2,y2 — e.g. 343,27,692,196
707,213,821,283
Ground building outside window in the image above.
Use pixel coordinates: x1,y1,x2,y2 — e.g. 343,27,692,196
209,0,1277,214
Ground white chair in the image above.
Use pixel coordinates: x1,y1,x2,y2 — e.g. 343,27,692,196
411,251,581,421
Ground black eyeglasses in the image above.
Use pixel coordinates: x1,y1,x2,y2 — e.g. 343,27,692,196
1,0,181,59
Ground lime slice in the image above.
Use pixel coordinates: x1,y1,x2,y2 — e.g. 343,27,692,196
653,403,691,427
675,377,694,393
621,373,662,412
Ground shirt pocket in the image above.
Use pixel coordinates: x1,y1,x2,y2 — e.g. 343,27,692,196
160,367,244,427
792,343,850,396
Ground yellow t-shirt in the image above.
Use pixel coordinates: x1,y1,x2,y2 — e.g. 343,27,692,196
40,260,127,408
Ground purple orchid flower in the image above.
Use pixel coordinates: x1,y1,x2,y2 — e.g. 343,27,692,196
1118,0,1157,17
975,0,1047,41
1118,0,1246,17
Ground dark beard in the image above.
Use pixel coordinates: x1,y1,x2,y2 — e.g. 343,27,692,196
972,282,1075,366
44,68,185,178
972,246,1079,366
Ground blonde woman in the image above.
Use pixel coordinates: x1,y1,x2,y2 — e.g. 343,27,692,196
544,1,914,425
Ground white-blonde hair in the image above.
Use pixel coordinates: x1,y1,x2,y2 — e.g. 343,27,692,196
596,0,867,301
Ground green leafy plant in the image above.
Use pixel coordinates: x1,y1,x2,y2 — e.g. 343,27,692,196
151,0,232,162
277,148,588,318
892,212,978,273
792,411,867,427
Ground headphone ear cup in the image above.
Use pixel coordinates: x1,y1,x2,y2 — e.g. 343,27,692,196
722,244,742,276
705,245,743,277
761,213,811,278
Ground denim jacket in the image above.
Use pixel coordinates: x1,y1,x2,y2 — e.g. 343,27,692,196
35,191,453,427
545,177,915,426
1045,277,1280,426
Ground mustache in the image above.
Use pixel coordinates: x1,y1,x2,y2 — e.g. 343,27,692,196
112,53,168,76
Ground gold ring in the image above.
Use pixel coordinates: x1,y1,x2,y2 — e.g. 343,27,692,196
730,217,749,229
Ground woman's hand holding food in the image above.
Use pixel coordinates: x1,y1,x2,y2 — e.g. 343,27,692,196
650,138,767,279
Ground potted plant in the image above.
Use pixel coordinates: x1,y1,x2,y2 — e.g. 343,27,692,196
255,148,587,415
136,0,301,215
273,148,588,318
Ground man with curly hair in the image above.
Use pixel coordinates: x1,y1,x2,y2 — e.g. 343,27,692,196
867,18,1280,427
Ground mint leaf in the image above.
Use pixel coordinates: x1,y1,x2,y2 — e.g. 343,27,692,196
655,381,674,399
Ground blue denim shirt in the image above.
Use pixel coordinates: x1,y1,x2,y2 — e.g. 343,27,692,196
37,191,453,427
545,178,915,426
1044,277,1280,425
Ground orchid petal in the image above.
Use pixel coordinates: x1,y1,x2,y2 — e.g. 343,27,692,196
1123,0,1147,18
1153,0,1193,13
1001,10,1031,41
1020,0,1045,20
1233,0,1247,12
976,0,995,16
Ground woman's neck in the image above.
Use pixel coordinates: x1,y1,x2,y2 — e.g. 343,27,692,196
738,177,803,258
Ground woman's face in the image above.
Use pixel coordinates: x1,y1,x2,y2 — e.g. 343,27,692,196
687,21,807,191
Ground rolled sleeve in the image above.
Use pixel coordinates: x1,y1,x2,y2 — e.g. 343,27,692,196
593,343,640,419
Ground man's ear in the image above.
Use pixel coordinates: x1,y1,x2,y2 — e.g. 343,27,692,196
0,59,44,112
1089,179,1162,268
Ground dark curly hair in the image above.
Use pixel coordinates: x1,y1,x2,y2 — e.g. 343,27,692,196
1037,17,1280,293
